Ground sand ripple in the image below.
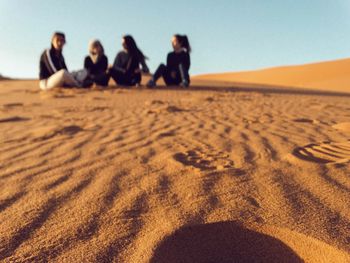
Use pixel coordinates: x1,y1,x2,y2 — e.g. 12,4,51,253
0,80,349,262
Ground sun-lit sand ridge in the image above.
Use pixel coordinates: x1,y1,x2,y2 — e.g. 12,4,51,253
0,59,349,262
194,58,350,93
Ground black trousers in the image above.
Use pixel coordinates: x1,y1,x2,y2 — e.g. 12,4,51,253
153,64,190,86
93,73,110,86
109,68,141,86
84,72,110,87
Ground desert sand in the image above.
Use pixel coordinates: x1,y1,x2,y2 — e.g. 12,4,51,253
0,71,349,262
195,58,350,93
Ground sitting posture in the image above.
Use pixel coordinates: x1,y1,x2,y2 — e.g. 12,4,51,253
39,32,87,90
84,39,109,87
147,34,191,88
109,35,149,86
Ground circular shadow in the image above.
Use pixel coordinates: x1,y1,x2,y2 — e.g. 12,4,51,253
150,222,303,263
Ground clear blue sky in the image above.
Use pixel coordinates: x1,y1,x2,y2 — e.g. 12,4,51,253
1,0,350,78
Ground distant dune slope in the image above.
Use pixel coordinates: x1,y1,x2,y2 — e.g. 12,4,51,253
194,58,350,93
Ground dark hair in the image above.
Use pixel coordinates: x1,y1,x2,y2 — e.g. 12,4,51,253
174,34,191,53
123,35,147,61
52,31,66,42
51,32,66,51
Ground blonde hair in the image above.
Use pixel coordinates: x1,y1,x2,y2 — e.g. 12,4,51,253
89,39,104,55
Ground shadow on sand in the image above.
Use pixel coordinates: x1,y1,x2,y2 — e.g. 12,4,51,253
150,221,303,263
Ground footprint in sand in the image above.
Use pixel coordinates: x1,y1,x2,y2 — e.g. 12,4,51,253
173,149,234,171
292,140,350,164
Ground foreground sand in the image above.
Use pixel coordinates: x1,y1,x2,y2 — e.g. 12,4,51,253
0,79,349,262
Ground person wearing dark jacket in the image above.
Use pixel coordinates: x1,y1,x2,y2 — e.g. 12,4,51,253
39,32,87,90
84,39,109,87
109,35,149,86
147,34,191,88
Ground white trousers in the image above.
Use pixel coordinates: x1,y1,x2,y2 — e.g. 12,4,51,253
39,69,88,90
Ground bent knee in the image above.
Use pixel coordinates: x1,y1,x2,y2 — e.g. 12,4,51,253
57,69,68,77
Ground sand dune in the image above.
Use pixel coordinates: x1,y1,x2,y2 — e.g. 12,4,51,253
194,58,350,93
0,74,10,81
0,79,349,262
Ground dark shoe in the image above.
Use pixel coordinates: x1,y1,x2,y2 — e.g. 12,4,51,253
146,79,156,88
180,80,189,88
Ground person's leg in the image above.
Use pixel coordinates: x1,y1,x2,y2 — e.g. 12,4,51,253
41,69,67,90
162,69,180,86
39,80,47,90
61,69,82,87
147,64,172,87
109,68,130,86
94,73,110,86
71,69,88,87
132,73,141,86
152,64,166,83
40,69,82,90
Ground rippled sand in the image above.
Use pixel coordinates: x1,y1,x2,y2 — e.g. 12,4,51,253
0,79,349,262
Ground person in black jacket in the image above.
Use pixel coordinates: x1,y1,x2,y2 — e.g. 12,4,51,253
147,34,191,88
39,32,87,90
109,35,149,86
84,39,109,87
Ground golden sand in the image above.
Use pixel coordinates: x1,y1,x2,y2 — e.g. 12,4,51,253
194,58,350,93
0,77,349,262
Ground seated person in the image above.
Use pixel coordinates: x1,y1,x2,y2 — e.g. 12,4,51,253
109,35,149,86
84,39,109,87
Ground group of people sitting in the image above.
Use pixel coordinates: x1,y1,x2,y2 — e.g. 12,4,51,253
39,32,191,90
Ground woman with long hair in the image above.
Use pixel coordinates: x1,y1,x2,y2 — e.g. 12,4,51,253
84,39,109,87
109,35,149,86
39,32,87,90
147,34,191,88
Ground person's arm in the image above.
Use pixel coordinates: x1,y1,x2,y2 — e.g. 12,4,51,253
113,52,126,73
61,56,68,71
178,52,190,84
124,56,139,75
140,58,150,74
39,53,50,80
166,52,172,67
39,50,56,79
102,55,108,71
84,57,91,71
183,52,190,71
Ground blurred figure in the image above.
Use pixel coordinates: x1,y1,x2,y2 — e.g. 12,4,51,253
147,34,191,88
109,35,149,86
84,39,109,87
39,32,87,90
